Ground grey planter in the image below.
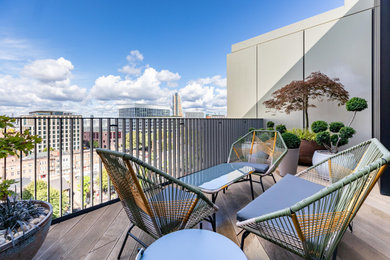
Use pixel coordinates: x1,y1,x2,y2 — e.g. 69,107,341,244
279,148,300,177
0,200,53,260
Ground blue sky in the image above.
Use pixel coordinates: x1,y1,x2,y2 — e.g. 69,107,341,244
0,0,344,116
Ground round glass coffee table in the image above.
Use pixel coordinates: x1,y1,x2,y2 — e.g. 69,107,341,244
136,229,247,260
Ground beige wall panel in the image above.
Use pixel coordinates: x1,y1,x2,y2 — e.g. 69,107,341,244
257,31,304,128
227,46,257,118
305,10,372,147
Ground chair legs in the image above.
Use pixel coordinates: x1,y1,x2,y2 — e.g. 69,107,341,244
118,224,147,259
249,174,254,200
240,230,251,250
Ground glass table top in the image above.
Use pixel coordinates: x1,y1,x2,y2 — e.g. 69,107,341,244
180,163,254,194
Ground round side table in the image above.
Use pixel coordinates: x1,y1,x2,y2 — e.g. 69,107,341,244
136,229,247,260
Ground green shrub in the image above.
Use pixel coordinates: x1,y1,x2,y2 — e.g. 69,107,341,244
275,124,287,134
346,97,368,112
329,122,344,133
266,121,275,129
339,126,356,139
311,121,328,133
248,127,255,132
282,132,300,149
287,128,316,141
315,131,330,147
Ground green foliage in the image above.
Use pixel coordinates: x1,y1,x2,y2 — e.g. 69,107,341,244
248,127,255,133
287,128,316,141
329,122,344,133
259,133,272,142
281,132,300,149
23,181,69,219
340,126,356,139
266,121,275,129
0,179,16,200
96,169,109,192
275,124,287,134
315,131,331,147
311,121,328,133
0,116,42,159
0,199,46,241
346,97,368,112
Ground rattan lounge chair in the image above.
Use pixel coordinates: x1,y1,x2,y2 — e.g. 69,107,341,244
97,149,218,259
228,130,288,194
237,138,389,260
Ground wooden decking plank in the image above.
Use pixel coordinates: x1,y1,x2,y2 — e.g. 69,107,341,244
36,205,109,260
34,213,86,259
62,202,123,259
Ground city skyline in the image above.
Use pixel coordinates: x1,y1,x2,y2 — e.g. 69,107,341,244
0,0,343,117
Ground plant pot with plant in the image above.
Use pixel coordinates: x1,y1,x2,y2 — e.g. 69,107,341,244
0,116,47,260
278,129,301,177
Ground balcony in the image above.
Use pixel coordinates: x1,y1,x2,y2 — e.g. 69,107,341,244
3,117,390,259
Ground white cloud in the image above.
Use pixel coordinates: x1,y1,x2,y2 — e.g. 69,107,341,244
118,65,141,75
126,50,144,63
180,75,227,114
22,57,74,82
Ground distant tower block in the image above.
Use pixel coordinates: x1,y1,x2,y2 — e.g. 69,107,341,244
172,92,183,117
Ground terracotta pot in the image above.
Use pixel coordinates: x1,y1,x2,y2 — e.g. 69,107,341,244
299,140,325,166
0,200,53,260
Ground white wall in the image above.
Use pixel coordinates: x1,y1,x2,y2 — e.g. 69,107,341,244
227,0,376,147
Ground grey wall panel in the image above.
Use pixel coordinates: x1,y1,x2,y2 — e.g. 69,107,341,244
227,46,257,118
305,9,372,147
257,31,304,128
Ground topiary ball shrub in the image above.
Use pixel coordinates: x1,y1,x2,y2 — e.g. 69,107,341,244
248,127,255,133
311,121,328,133
266,121,275,129
315,131,330,147
329,122,344,133
275,124,287,134
346,97,368,112
282,132,300,149
339,126,356,139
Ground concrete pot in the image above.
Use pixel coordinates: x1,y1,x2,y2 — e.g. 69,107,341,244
279,148,300,177
0,200,53,260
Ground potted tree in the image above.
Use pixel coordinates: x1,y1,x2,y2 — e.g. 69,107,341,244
277,127,301,176
0,116,51,260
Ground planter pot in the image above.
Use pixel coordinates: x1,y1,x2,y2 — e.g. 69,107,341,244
299,140,325,166
312,150,356,181
279,148,300,177
0,201,53,260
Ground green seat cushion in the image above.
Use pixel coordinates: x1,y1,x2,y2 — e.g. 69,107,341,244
232,162,269,173
237,174,325,222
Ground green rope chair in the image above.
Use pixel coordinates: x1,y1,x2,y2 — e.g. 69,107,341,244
96,148,218,259
228,130,288,192
237,138,390,260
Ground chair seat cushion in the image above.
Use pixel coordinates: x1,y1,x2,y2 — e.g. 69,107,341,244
231,162,269,173
237,174,325,222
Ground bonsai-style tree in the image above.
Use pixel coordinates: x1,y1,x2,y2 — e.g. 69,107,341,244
263,72,350,129
346,97,368,127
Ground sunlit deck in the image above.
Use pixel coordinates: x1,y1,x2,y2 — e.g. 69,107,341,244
34,166,390,260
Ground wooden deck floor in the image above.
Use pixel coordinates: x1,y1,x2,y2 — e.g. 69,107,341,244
34,167,390,260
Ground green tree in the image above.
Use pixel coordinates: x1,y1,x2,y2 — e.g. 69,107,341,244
22,180,69,219
78,175,92,205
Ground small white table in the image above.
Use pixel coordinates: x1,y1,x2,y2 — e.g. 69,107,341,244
136,229,247,260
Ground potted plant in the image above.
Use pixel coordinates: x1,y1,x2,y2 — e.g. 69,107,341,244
288,128,325,166
311,97,367,177
0,116,50,260
277,127,301,176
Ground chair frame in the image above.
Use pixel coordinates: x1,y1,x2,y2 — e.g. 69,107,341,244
237,138,390,260
228,130,288,194
96,148,218,259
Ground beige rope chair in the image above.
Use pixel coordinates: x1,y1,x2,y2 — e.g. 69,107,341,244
97,149,218,259
237,138,389,259
228,130,288,194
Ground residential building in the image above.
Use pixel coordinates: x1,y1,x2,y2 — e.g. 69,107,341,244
119,104,170,131
172,92,183,117
21,111,82,153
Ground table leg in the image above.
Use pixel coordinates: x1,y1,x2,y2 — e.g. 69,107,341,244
211,193,218,232
249,174,254,200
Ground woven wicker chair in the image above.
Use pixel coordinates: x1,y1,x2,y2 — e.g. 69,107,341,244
237,138,390,260
228,130,288,193
96,149,218,259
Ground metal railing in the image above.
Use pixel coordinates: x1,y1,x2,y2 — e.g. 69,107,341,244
2,117,263,222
